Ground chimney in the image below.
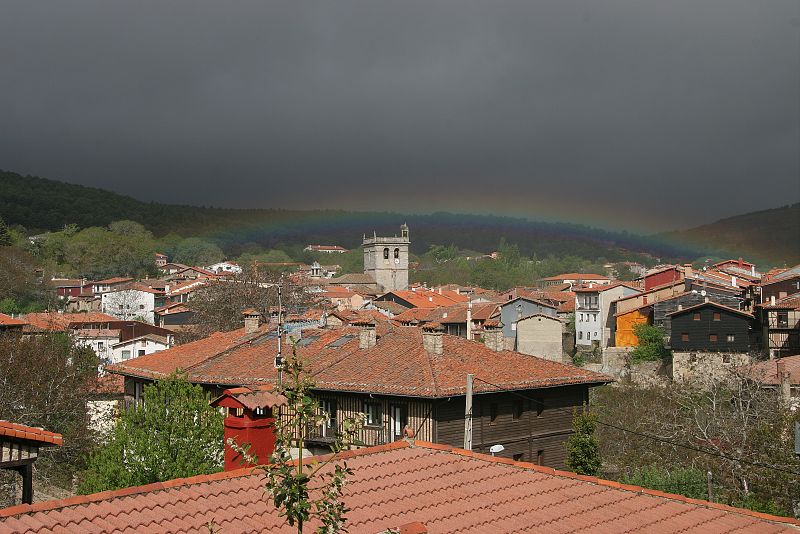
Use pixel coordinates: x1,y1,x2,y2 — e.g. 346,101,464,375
771,295,776,306
422,323,444,355
483,321,505,352
242,309,262,334
211,386,286,471
677,304,683,311
738,257,744,268
751,265,756,276
731,275,737,288
355,320,377,349
683,264,693,279
466,300,473,341
704,296,709,303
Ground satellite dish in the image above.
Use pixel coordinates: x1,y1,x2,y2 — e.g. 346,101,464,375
489,444,505,455
701,290,707,297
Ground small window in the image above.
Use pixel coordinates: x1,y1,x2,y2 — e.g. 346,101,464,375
98,342,104,350
122,350,131,360
364,402,382,426
709,334,718,342
489,403,498,424
722,354,731,363
713,312,721,321
593,315,597,322
394,248,400,259
383,248,389,259
681,333,689,342
536,398,544,417
138,349,145,356
578,331,583,340
693,312,701,321
726,334,735,342
139,304,145,310
537,450,545,465
512,400,523,420
513,453,524,462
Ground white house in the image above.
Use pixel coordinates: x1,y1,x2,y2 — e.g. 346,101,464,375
101,284,164,323
575,282,641,347
110,334,171,363
91,277,133,294
206,261,242,275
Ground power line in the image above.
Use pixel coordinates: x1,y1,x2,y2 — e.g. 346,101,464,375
470,376,800,478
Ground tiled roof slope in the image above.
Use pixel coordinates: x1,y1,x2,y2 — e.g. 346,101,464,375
0,421,63,446
109,325,609,397
745,355,800,386
0,313,26,326
22,312,117,331
2,441,797,533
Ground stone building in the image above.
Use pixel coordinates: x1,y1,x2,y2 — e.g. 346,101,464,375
362,223,410,292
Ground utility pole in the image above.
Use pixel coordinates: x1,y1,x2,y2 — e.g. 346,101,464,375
464,374,474,451
276,284,284,386
706,471,713,502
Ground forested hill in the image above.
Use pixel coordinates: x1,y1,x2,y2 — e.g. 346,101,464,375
662,203,800,266
0,168,777,264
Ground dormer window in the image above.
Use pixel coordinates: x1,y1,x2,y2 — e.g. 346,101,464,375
383,248,389,259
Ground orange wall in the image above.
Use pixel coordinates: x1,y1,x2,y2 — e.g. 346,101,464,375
615,309,651,347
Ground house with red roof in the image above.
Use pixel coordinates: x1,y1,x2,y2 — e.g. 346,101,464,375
537,272,610,289
108,317,610,467
375,287,469,309
0,313,27,332
0,421,62,505
304,244,348,254
2,439,798,533
575,282,641,348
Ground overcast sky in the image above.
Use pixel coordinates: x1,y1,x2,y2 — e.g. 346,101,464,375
1,1,798,232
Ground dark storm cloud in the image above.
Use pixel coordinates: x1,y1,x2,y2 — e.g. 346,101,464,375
1,0,798,231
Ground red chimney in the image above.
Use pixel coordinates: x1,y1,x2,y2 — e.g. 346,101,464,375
211,386,286,471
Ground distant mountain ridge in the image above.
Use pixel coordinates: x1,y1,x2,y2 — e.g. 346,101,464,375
1,169,796,265
662,203,800,266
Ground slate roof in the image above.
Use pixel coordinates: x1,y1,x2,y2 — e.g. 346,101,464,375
0,421,63,447
108,325,609,397
1,440,797,533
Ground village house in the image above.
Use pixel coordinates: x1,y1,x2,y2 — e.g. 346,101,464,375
375,287,469,309
157,262,189,275
514,313,567,363
153,302,195,332
154,252,168,268
108,315,610,468
537,273,610,289
745,355,800,409
759,293,800,358
91,277,133,295
498,296,558,348
575,282,640,348
760,264,800,304
101,283,166,323
0,313,27,332
304,244,348,253
205,260,242,275
393,301,500,339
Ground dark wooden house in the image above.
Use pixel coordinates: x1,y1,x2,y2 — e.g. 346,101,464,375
667,301,757,353
108,319,610,469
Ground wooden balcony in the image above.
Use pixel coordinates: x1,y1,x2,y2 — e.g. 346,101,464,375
304,418,390,447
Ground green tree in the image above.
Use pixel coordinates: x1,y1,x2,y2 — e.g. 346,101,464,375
629,324,671,364
266,341,362,533
64,225,155,279
79,373,223,494
0,333,99,504
0,216,12,246
621,466,708,500
565,408,601,476
173,237,224,266
108,219,152,238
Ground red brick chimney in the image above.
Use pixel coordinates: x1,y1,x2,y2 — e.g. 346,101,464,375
211,386,286,471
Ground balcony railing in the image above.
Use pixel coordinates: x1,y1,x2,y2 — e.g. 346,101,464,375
304,418,390,447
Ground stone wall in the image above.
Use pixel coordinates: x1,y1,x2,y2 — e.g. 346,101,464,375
672,351,753,384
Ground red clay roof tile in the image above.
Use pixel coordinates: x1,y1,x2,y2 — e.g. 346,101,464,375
1,441,796,533
0,421,63,447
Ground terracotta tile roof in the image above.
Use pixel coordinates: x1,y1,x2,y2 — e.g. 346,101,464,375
0,421,63,447
22,312,117,331
540,272,610,281
110,325,609,397
0,313,27,326
394,302,500,325
211,385,287,410
92,277,134,285
154,302,191,314
89,373,125,395
573,281,641,293
371,300,410,315
762,293,800,310
744,355,800,386
2,440,797,533
380,289,469,309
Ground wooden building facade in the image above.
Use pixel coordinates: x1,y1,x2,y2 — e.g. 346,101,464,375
668,302,757,353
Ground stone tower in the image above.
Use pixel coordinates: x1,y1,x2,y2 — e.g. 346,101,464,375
363,224,410,292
